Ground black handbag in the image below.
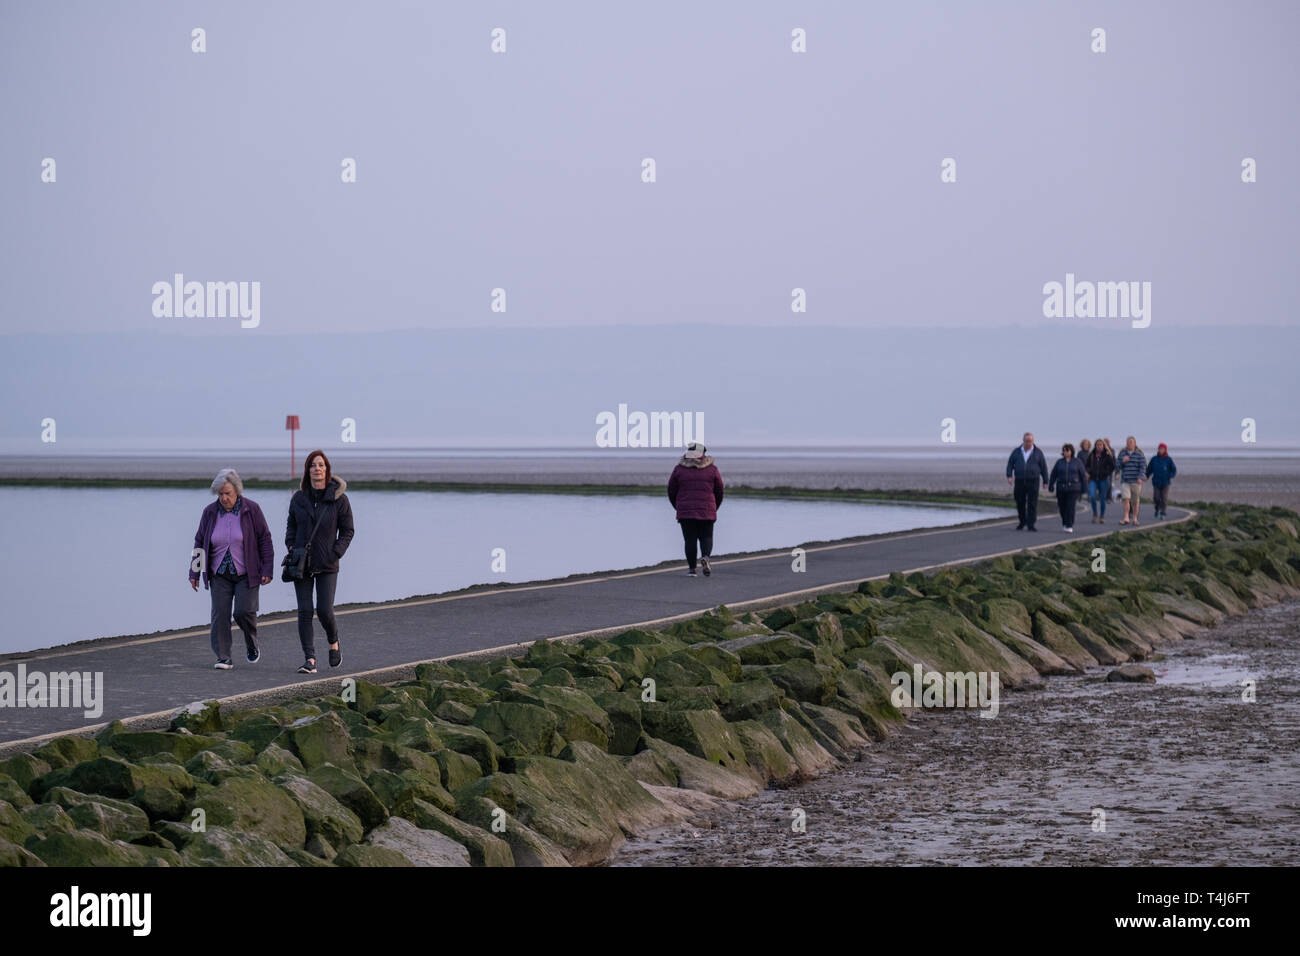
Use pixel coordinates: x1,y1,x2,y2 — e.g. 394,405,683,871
281,502,328,583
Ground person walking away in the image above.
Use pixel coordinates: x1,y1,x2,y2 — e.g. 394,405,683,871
1048,443,1088,533
1006,432,1049,532
189,468,274,669
667,442,724,576
1145,443,1177,519
286,450,355,673
1116,436,1147,525
1086,437,1115,523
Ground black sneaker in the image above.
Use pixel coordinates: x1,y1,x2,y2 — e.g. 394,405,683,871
328,645,342,668
686,568,697,577
297,659,317,674
246,642,260,664
700,557,711,577
214,659,233,670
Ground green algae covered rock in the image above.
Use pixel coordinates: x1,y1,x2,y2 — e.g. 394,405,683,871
43,787,151,841
188,771,307,849
405,798,513,867
307,764,389,831
361,816,469,867
33,736,98,771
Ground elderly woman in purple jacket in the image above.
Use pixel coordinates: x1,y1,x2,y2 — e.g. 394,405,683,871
188,468,274,669
667,442,724,577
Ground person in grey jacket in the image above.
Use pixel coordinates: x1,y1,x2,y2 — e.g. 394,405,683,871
1006,432,1050,531
1048,444,1089,533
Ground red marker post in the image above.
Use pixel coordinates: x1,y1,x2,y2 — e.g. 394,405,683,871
286,415,300,479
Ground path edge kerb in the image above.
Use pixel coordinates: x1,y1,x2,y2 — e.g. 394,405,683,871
0,507,1196,758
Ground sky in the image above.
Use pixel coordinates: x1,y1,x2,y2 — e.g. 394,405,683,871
1,0,1297,448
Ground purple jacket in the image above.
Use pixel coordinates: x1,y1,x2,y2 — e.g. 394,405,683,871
189,497,275,590
668,457,724,521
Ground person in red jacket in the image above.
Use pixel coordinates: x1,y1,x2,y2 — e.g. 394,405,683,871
667,442,724,577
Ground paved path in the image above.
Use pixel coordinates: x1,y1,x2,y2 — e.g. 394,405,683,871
0,505,1193,747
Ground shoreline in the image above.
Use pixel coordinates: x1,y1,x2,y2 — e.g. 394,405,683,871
2,501,1296,866
610,597,1300,866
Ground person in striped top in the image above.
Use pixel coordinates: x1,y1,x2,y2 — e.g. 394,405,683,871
1116,436,1147,525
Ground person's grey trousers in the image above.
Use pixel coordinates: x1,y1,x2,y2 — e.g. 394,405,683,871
210,569,259,661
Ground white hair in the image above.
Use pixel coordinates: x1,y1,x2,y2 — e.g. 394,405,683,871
211,468,243,496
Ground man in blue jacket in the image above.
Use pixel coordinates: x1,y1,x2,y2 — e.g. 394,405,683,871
1145,442,1177,519
1006,432,1050,531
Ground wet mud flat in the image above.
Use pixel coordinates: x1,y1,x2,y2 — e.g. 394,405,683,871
611,599,1300,866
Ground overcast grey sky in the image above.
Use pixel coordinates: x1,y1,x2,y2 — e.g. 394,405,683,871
2,0,1297,334
1,2,1297,451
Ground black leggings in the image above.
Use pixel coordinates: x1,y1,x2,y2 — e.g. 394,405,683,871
293,571,338,661
679,519,715,568
1057,491,1079,528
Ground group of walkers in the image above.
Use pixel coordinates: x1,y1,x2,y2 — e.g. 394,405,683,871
188,436,1177,671
1006,432,1177,533
189,450,353,673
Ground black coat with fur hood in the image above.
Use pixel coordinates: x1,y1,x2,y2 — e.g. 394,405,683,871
286,476,355,574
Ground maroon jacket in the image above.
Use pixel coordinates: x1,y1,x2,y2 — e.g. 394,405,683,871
189,496,275,589
668,456,724,521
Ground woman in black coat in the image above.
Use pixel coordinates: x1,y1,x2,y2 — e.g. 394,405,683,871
1048,443,1089,533
285,450,355,673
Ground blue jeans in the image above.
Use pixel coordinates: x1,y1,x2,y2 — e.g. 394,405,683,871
1088,479,1110,516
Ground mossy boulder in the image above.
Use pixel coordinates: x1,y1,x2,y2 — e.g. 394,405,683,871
427,719,501,776
684,645,744,682
0,800,38,845
188,771,307,849
33,757,196,802
507,741,681,865
590,691,644,755
171,700,223,734
276,774,365,849
761,659,839,705
531,686,613,750
365,768,455,817
629,737,762,800
0,837,43,867
1032,614,1100,670
472,702,560,756
129,785,187,823
716,632,816,666
717,678,786,722
33,736,98,770
226,712,287,753
755,708,838,777
729,720,801,786
456,796,570,867
405,798,513,866
0,754,51,793
0,774,33,808
283,711,355,771
182,826,296,866
43,787,151,841
433,749,483,793
98,725,222,764
307,764,389,831
639,706,751,776
28,830,153,866
362,816,470,867
255,743,306,777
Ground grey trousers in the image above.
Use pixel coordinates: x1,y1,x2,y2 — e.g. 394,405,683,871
210,571,259,661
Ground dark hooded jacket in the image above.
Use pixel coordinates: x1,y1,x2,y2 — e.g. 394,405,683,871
286,476,354,574
667,455,724,521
